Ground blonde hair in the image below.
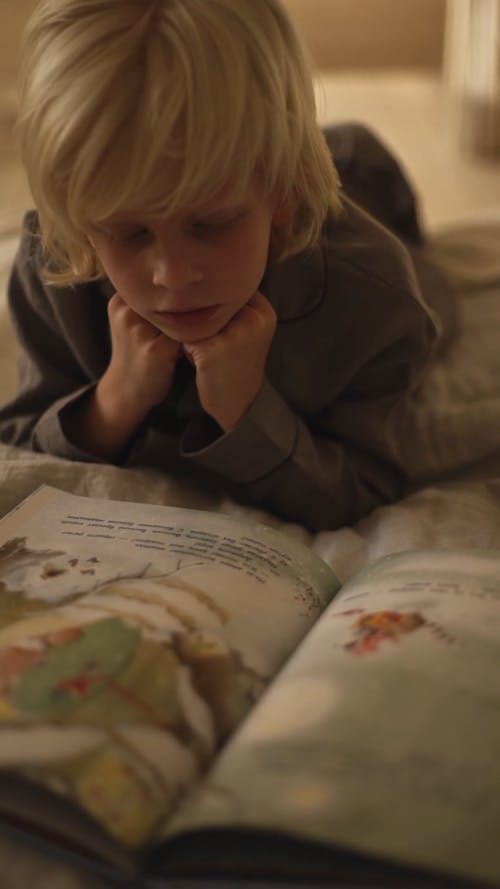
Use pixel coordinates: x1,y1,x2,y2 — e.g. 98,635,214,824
18,0,341,284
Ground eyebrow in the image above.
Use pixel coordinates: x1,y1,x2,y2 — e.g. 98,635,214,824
98,218,146,228
103,204,249,225
190,204,248,220
97,199,251,230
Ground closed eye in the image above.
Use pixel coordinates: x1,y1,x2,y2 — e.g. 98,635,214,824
98,225,152,246
118,227,152,245
190,211,246,239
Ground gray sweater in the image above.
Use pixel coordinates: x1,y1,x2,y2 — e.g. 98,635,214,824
0,197,441,530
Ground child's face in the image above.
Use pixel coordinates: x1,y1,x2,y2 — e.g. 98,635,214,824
91,180,281,343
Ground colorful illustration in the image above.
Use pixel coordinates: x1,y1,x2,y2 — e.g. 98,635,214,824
172,630,265,741
0,538,62,627
343,609,426,655
0,537,268,845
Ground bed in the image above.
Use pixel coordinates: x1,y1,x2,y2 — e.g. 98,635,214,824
0,212,500,886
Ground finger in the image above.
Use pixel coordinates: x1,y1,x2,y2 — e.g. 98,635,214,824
108,297,158,337
250,290,276,314
182,344,196,364
107,292,137,322
244,292,277,331
107,291,122,314
247,290,268,309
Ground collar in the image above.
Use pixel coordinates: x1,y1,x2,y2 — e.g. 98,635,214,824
260,232,327,322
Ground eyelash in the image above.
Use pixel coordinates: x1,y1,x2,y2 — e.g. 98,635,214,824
190,215,240,237
110,228,150,246
109,213,243,246
131,229,151,243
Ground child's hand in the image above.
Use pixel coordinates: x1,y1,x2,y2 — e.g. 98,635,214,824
65,295,182,461
99,293,182,424
183,291,277,430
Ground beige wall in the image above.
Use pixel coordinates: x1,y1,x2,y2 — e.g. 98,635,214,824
282,0,446,70
0,0,37,80
0,0,446,82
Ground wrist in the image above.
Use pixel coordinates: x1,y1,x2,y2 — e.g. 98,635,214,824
96,372,150,431
63,379,148,462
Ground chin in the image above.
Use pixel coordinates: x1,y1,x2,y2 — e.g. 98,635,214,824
154,318,225,344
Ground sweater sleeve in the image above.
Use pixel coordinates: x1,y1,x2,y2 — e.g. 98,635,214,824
0,215,109,461
176,255,438,532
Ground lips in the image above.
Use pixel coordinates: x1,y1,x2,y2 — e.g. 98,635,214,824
153,305,220,326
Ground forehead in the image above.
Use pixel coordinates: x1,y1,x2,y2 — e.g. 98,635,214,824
103,178,265,224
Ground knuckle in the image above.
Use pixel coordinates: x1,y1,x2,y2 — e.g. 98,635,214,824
108,296,127,323
107,296,118,317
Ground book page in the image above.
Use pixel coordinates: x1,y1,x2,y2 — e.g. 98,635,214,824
168,549,500,886
0,485,338,854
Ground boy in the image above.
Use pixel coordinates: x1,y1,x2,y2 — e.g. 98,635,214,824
0,0,446,531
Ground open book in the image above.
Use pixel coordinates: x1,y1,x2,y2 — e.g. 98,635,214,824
0,485,498,888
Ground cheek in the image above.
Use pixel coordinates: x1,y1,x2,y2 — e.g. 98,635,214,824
93,245,120,285
96,248,145,300
223,221,272,285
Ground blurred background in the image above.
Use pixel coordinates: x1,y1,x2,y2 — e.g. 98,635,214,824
1,0,500,238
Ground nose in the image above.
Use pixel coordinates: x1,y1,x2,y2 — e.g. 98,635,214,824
151,243,203,292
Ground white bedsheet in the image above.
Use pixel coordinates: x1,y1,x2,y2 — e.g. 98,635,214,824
0,218,500,886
